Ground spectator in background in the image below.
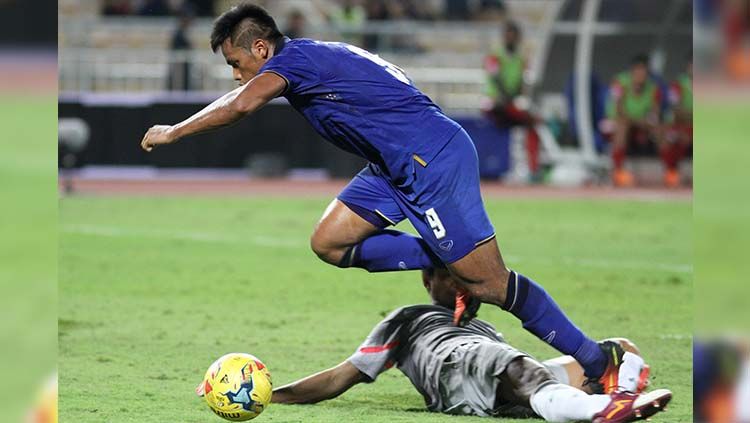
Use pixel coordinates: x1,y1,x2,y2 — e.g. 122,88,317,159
365,0,390,20
444,0,471,20
138,0,172,16
722,0,750,79
663,53,693,187
483,21,543,183
475,0,507,22
407,0,439,20
390,0,423,20
167,3,195,91
284,9,307,39
102,0,133,16
362,0,388,50
380,0,423,52
319,0,367,46
188,0,216,16
606,54,666,187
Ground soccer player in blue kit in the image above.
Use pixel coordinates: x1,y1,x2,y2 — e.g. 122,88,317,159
141,3,626,395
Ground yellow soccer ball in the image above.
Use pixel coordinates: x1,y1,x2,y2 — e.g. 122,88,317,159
199,353,272,421
29,373,57,423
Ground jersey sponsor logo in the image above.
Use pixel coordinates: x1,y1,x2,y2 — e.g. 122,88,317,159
425,208,446,239
439,240,454,252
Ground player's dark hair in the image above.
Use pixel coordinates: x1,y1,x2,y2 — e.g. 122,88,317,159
210,3,283,53
631,54,650,67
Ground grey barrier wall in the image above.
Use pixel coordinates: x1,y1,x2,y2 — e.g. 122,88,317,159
58,96,367,178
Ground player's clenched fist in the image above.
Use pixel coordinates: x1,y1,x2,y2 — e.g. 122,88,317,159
141,125,177,152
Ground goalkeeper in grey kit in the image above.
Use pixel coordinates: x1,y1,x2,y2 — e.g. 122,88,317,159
270,269,672,422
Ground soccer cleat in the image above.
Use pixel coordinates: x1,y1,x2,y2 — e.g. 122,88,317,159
636,364,650,393
585,341,626,394
453,288,480,327
592,389,672,422
664,169,680,188
613,169,635,187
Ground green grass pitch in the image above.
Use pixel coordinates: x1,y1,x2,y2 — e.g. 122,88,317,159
59,195,691,422
0,97,57,422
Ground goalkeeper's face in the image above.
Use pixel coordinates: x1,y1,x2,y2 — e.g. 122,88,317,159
422,268,458,309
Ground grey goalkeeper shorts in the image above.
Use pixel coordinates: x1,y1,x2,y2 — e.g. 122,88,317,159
437,340,537,418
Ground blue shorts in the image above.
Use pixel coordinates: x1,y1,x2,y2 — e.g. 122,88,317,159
338,128,495,264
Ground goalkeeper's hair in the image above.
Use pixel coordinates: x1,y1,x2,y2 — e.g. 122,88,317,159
210,3,283,53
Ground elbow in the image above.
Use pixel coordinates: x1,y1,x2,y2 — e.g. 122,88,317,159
232,97,257,116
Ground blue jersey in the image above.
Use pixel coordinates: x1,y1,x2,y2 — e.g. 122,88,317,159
259,38,461,186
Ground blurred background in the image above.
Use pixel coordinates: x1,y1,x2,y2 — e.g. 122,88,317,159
58,0,692,189
694,0,750,422
0,0,57,422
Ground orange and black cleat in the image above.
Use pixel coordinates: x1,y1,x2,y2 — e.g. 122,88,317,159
586,341,627,394
453,288,480,327
592,389,672,423
586,341,651,395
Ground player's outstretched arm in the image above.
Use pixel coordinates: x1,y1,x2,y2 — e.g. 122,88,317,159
271,361,368,404
140,72,286,152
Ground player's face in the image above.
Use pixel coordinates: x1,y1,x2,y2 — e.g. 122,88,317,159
631,63,648,86
220,38,271,86
504,29,519,50
422,268,458,309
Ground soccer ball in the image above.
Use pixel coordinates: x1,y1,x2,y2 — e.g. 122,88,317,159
198,353,272,421
29,373,57,423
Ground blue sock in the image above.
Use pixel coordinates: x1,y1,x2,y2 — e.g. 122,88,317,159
339,230,443,272
503,271,607,378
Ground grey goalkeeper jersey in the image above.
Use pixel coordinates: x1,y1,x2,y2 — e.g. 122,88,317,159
348,305,525,414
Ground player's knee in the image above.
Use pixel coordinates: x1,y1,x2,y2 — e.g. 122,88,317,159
460,282,505,307
309,231,344,265
451,270,509,307
309,233,332,262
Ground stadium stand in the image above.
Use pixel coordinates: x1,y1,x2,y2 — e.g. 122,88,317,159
59,0,692,186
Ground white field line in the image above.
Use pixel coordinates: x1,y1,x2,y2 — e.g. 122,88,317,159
658,334,692,341
62,224,692,273
504,255,693,274
61,224,300,248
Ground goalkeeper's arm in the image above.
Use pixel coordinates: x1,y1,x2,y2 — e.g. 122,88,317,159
271,361,368,404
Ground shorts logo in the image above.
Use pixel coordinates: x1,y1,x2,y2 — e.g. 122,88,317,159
398,261,407,270
439,240,454,251
542,331,556,344
425,208,446,239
